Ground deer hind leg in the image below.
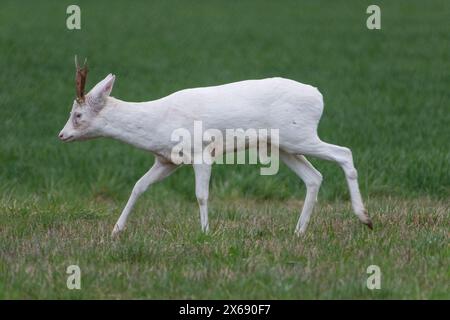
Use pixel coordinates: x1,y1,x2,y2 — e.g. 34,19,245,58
280,151,322,235
300,140,372,229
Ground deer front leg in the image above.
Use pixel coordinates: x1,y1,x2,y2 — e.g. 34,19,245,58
193,163,212,233
111,158,178,237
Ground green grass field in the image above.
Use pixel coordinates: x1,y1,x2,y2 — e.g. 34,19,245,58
0,0,448,299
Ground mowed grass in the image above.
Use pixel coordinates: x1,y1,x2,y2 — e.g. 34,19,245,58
0,195,448,299
0,0,449,299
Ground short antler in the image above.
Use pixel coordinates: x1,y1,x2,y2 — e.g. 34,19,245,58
75,55,88,103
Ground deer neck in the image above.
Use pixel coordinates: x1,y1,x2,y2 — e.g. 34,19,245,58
95,97,163,151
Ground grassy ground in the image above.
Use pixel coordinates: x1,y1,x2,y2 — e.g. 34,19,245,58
0,0,448,299
0,195,448,299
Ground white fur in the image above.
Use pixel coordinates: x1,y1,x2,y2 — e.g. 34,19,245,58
59,75,371,237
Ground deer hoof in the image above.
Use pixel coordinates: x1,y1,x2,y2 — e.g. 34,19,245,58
364,219,373,230
361,210,373,230
111,225,123,238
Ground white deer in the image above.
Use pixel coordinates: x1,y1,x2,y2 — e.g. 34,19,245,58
59,57,372,237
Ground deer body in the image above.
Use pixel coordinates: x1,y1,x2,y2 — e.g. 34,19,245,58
59,64,372,237
93,78,322,158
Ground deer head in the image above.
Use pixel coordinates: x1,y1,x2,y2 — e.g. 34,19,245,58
58,56,116,142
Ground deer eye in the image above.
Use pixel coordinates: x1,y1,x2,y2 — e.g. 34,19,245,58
72,112,83,126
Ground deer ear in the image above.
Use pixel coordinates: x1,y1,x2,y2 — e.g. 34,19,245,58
101,73,115,96
87,74,115,103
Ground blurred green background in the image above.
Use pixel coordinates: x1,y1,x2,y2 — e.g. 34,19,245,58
1,0,448,202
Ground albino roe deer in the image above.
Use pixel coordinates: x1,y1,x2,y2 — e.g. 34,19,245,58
59,57,372,237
